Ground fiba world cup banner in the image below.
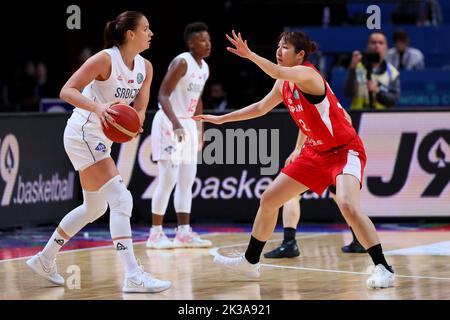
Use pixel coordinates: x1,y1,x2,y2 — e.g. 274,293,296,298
0,114,79,229
358,112,450,217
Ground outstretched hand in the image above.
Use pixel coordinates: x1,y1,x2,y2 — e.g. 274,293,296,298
226,30,252,59
192,114,224,125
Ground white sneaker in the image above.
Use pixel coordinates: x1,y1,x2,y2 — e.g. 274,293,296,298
26,252,65,286
366,264,396,289
146,229,173,249
123,267,172,293
214,253,260,278
173,227,212,248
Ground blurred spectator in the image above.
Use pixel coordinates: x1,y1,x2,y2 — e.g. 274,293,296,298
205,82,229,111
70,47,93,75
0,76,8,111
386,29,425,70
3,60,53,112
344,31,400,110
391,0,443,26
79,47,93,64
419,0,443,26
11,60,40,112
35,62,50,99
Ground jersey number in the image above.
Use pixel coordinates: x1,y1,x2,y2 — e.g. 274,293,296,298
188,98,198,113
299,119,311,132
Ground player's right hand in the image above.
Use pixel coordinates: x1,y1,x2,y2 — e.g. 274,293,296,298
174,127,187,143
95,100,120,129
192,114,224,125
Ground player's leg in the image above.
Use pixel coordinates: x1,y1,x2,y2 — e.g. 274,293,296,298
214,173,308,277
83,158,171,293
264,195,300,258
329,185,366,253
173,162,212,248
29,157,171,292
335,174,395,289
146,160,179,249
26,159,113,286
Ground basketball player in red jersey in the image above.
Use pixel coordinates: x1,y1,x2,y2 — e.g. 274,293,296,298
194,30,395,289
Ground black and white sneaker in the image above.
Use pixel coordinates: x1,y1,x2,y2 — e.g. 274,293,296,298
263,240,300,258
341,240,366,253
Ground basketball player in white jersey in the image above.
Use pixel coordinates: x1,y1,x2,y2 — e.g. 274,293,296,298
146,22,212,249
26,11,171,293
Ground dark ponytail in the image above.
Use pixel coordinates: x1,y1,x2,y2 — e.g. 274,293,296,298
104,20,118,48
278,31,319,61
103,11,145,48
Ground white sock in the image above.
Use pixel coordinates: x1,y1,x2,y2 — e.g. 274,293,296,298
113,238,139,277
42,229,68,261
151,225,163,233
178,224,191,234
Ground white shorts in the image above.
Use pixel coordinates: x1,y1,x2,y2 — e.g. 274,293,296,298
151,110,198,164
63,113,113,171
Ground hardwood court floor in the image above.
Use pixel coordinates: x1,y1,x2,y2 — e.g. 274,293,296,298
1,230,450,300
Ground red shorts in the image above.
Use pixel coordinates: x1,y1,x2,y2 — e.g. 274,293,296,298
281,136,367,195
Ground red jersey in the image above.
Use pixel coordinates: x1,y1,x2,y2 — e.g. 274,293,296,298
282,62,356,152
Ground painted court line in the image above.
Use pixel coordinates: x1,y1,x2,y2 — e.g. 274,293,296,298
209,233,329,256
0,231,238,263
0,241,146,263
210,233,450,282
260,263,450,281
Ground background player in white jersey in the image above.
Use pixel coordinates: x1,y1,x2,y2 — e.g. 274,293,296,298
26,11,171,293
146,22,212,249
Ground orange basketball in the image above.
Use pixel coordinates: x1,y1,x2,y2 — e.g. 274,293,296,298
103,104,141,143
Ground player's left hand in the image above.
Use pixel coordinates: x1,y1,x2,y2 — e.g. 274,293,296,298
226,30,252,59
192,114,225,125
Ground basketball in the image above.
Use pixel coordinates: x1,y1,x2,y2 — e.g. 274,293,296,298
103,103,141,143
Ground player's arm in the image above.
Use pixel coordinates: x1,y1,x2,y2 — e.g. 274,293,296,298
226,30,324,94
60,52,119,128
295,129,307,150
193,80,283,125
343,109,352,125
194,94,204,149
134,59,153,126
285,129,306,166
158,58,187,131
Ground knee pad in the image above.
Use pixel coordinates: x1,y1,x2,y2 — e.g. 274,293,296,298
59,191,107,237
83,190,108,223
100,175,133,218
116,189,133,217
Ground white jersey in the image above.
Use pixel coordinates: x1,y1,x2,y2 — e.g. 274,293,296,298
158,52,209,118
70,46,146,129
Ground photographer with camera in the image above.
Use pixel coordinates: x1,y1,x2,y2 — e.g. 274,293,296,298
344,31,400,110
